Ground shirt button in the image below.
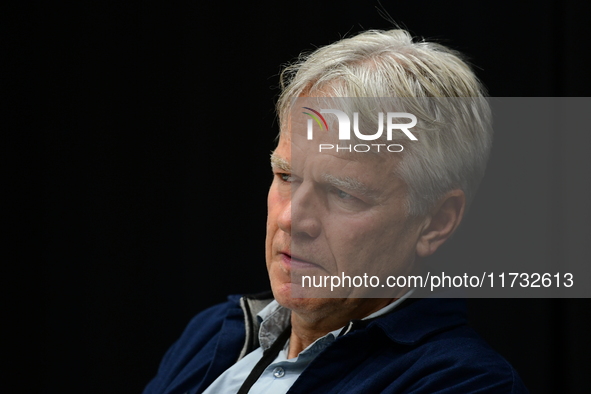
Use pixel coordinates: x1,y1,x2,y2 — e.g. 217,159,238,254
273,366,286,378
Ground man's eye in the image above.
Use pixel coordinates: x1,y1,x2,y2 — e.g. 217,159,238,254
278,173,294,182
337,190,354,199
334,188,355,200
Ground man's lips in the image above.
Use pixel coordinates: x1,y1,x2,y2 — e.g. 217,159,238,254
280,252,323,271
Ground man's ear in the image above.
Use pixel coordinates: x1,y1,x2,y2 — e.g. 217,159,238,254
415,189,466,258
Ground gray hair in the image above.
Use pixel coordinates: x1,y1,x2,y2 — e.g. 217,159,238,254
277,29,492,217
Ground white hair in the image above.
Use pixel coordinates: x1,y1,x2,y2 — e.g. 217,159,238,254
277,29,492,216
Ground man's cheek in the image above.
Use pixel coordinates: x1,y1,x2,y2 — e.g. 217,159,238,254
268,186,289,208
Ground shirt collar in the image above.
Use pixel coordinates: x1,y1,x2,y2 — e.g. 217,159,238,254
257,300,290,350
361,289,415,320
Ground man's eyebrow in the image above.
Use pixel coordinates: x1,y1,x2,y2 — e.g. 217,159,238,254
270,154,291,172
322,174,378,198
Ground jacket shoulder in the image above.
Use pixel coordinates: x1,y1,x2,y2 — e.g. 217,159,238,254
143,296,244,394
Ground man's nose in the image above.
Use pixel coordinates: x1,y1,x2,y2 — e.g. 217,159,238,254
277,183,321,239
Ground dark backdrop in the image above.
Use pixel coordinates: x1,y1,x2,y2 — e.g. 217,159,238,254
39,1,591,393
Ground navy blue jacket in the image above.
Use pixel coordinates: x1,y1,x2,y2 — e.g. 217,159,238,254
144,295,528,393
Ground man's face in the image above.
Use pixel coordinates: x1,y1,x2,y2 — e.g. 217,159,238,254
265,108,424,317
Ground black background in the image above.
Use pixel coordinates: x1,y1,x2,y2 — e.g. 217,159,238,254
35,1,591,393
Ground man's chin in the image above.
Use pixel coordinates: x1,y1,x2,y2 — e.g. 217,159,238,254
272,281,351,310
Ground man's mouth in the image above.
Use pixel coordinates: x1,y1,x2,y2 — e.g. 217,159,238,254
280,252,323,271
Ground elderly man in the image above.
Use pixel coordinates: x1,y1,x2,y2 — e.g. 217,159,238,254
144,29,528,393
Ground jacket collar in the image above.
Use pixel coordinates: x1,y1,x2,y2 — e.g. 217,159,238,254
369,297,468,345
